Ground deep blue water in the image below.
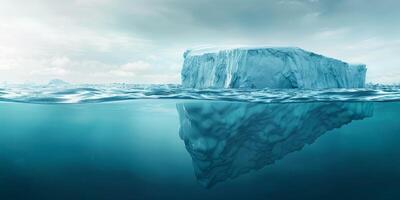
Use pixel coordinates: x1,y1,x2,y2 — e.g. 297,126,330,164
0,99,399,200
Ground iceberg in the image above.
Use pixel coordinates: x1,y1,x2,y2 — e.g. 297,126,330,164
181,47,366,89
177,101,373,188
47,79,70,86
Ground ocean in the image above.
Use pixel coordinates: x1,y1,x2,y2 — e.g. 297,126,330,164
0,84,399,200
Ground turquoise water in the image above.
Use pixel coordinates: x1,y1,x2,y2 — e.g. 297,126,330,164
0,99,399,200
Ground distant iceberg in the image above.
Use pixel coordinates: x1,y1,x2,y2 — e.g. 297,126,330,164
181,47,366,89
47,79,70,86
177,101,373,188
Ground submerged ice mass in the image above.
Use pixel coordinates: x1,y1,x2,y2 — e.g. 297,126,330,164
177,101,373,188
181,47,367,89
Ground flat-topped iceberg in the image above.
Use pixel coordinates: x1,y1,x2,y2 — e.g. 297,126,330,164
181,47,367,89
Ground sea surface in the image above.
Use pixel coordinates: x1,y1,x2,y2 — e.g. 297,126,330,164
0,84,400,200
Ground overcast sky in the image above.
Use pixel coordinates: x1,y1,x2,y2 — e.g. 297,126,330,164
0,0,399,84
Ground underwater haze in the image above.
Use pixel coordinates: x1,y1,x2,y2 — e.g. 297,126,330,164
0,85,400,200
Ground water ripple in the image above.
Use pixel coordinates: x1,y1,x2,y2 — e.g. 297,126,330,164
0,84,399,104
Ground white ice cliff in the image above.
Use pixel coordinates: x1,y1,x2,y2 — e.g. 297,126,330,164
177,101,373,188
181,47,367,89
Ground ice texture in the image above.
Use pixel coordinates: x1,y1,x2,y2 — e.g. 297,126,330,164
181,47,367,89
177,101,373,188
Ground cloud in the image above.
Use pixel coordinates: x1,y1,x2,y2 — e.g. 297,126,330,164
110,61,152,77
313,28,350,39
30,67,69,76
0,0,399,83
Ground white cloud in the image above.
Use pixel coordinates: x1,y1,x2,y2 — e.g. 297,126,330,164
0,0,399,84
0,3,165,84
110,61,151,77
50,57,71,67
313,28,350,39
74,0,112,6
120,61,152,73
30,67,69,76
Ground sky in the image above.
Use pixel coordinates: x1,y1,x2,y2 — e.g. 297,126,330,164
0,0,399,84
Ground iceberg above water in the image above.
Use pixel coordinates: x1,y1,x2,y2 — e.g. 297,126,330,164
47,79,70,86
181,47,367,89
177,101,374,188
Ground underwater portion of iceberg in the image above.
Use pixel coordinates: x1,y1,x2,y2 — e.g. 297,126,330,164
177,101,373,188
181,47,366,89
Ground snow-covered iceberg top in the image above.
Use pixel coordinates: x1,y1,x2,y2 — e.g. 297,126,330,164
181,46,367,89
